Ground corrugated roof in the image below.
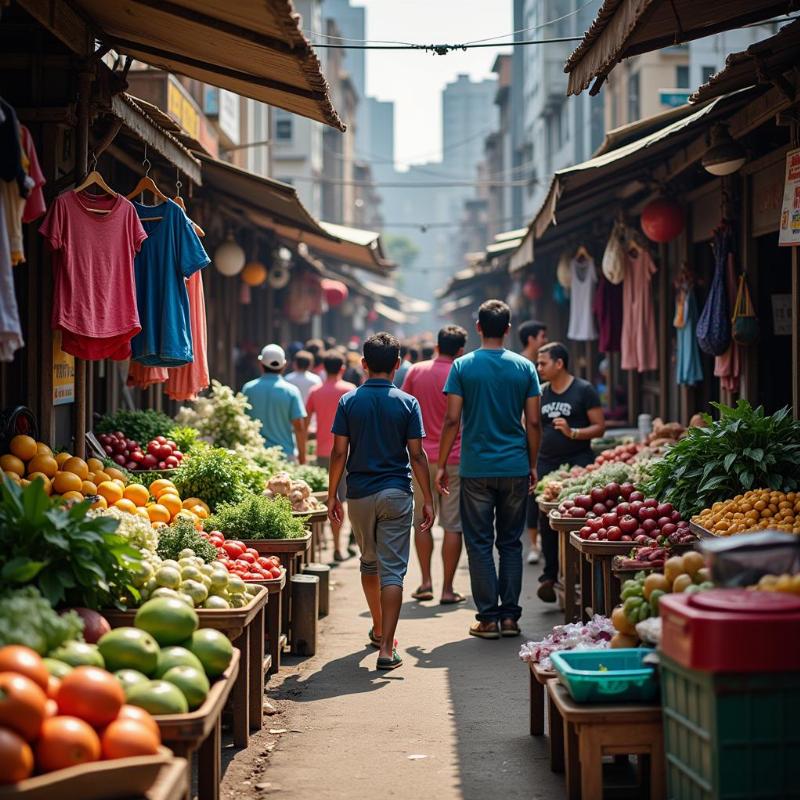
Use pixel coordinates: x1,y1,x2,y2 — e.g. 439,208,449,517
73,0,344,130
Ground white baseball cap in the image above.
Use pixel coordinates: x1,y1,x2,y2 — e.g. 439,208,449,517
258,343,286,369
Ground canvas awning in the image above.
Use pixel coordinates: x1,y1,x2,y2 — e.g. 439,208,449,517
691,18,800,104
439,294,476,316
486,228,527,256
564,0,792,96
374,301,410,325
48,0,343,130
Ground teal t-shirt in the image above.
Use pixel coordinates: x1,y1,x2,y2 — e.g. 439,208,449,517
242,374,307,458
443,348,541,478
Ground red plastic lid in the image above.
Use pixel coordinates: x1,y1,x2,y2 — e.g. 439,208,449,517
688,588,800,613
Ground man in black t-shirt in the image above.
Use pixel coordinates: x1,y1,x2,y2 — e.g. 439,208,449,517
535,342,605,602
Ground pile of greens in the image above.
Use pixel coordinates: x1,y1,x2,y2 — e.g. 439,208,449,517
643,401,800,517
157,517,217,563
0,480,144,608
285,464,328,492
172,446,258,510
96,409,174,444
205,495,307,540
166,425,201,454
0,586,84,655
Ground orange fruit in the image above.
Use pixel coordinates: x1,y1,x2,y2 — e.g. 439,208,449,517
97,481,123,505
93,470,111,484
0,672,47,742
112,478,126,489
86,458,104,473
191,504,209,520
55,452,72,467
3,471,20,483
0,646,50,692
90,496,108,510
0,727,34,783
151,521,168,530
56,666,124,728
36,442,53,457
35,716,100,772
182,497,209,512
0,454,25,477
81,480,97,496
27,454,58,478
52,471,82,495
9,435,37,462
135,507,150,521
174,509,200,528
28,473,52,495
146,503,171,524
62,491,85,503
149,479,176,499
105,467,127,484
116,705,160,740
114,498,138,515
101,718,160,759
123,484,150,507
158,493,182,519
62,457,89,480
19,479,30,488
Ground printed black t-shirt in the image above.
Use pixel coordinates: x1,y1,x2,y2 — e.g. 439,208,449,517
538,377,602,464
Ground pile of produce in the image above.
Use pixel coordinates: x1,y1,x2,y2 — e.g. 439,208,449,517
0,588,84,655
750,573,800,594
0,644,164,785
264,472,325,512
536,466,581,503
613,545,673,570
610,553,713,646
593,441,643,467
692,489,800,535
96,410,174,446
201,531,284,582
98,432,185,472
643,401,800,517
518,617,614,671
644,419,685,448
554,481,695,544
553,462,636,503
286,464,328,493
205,494,308,540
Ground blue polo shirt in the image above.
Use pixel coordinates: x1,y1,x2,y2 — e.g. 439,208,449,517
242,374,306,458
332,378,425,499
444,348,541,478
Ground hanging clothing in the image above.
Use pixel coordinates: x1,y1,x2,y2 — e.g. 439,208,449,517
40,190,145,360
0,100,33,266
131,199,209,367
127,360,168,389
165,271,210,401
0,189,23,362
20,126,46,223
621,247,658,373
567,257,598,341
676,288,703,385
602,222,626,284
714,251,742,392
593,274,623,353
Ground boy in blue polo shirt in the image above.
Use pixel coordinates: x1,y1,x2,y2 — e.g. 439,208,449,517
327,332,435,670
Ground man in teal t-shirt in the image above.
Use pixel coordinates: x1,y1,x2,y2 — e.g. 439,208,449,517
437,300,541,639
242,344,307,463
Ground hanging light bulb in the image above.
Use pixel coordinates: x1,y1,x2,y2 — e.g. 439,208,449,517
214,232,246,276
702,124,746,176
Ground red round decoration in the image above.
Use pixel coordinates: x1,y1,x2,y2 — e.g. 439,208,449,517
367,309,378,322
321,279,349,308
640,197,684,243
522,278,541,301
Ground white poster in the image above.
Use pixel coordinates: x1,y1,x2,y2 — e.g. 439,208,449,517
778,147,800,246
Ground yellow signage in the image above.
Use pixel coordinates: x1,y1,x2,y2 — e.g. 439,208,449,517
168,80,200,141
53,331,75,405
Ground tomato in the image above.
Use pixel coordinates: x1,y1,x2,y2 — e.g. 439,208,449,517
36,716,101,772
101,718,160,759
46,675,61,700
245,548,259,559
270,557,281,567
56,667,125,727
0,646,49,691
155,436,167,445
116,704,161,740
0,728,34,784
45,699,58,718
270,568,282,579
238,553,255,564
256,557,271,569
209,535,224,546
0,672,47,741
222,542,244,558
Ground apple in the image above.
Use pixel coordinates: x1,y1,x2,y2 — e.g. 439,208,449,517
155,436,167,444
629,491,645,502
602,512,619,528
656,502,674,517
605,498,617,509
143,453,158,468
657,516,672,529
605,482,621,499
588,533,599,541
125,461,138,471
130,451,145,464
148,441,161,457
619,515,638,534
575,494,593,510
639,506,659,521
643,498,658,509
569,507,587,518
634,528,646,538
607,526,622,541
634,534,651,545
619,482,635,499
562,499,575,509
164,455,179,468
104,445,114,455
630,500,644,517
113,453,126,466
158,460,167,470
173,450,183,460
587,517,603,532
596,528,607,539
579,526,592,539
112,439,126,454
166,440,177,450
590,486,608,503
621,534,632,542
661,523,677,537
642,518,658,533
616,502,631,516
592,503,607,516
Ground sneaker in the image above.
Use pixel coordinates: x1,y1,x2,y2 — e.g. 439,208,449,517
527,548,541,565
537,580,557,603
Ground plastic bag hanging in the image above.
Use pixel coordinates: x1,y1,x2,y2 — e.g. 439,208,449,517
696,223,733,356
731,274,759,345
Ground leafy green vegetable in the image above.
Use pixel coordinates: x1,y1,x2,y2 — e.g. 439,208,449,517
167,425,201,453
157,518,217,563
0,480,144,608
0,586,84,655
172,447,252,511
205,495,307,540
97,409,174,444
642,401,800,517
127,470,163,489
285,464,328,492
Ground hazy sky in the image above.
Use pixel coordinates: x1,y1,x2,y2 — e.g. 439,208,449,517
358,0,512,168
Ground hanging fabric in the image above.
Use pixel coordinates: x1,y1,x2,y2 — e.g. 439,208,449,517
620,243,658,372
593,274,623,352
602,220,627,284
676,287,703,386
127,360,168,389
696,223,733,356
556,251,572,289
731,274,759,345
714,245,742,392
0,189,24,361
165,271,209,401
567,253,598,341
20,126,45,223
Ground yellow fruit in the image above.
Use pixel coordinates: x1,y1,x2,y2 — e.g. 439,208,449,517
174,510,201,529
643,573,670,600
62,490,85,503
19,479,30,487
9,435,37,462
681,551,705,578
149,479,176,499
36,442,53,457
114,498,138,515
2,471,21,483
26,455,58,478
112,479,126,490
55,452,72,467
146,504,171,524
52,471,82,495
775,574,794,593
86,458,104,473
791,575,800,596
61,456,89,481
158,493,182,519
664,556,685,585
105,467,127,484
97,481,123,505
90,496,108,510
135,507,150,521
81,481,98,496
611,605,636,635
610,632,639,648
27,473,52,495
123,484,150,507
151,521,168,530
0,454,25,477
672,574,694,594
93,470,111,485
181,497,209,513
190,504,209,520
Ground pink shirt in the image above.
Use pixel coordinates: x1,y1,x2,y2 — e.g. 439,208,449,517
306,378,356,457
402,356,461,464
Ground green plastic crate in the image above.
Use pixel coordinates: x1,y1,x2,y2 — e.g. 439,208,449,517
660,654,800,800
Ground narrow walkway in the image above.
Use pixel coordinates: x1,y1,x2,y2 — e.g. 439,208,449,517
222,529,566,799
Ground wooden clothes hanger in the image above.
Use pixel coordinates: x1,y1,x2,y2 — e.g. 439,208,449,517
73,153,116,214
574,244,591,262
127,148,168,221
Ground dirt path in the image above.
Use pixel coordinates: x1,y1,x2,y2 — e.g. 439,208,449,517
220,530,565,799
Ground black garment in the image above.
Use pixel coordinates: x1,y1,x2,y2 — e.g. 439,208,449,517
0,98,27,195
539,377,601,464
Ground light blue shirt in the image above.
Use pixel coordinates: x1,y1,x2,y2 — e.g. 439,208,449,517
444,348,541,478
242,374,306,458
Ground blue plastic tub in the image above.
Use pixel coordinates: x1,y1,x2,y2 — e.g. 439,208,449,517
550,648,659,703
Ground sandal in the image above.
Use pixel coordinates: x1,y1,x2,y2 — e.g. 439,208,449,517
411,585,434,601
368,627,382,648
500,619,521,637
468,622,500,640
440,592,466,605
377,648,403,671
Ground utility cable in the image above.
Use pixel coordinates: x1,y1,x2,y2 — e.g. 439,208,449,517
309,36,583,52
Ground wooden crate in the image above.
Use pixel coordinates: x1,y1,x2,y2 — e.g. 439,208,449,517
246,570,286,675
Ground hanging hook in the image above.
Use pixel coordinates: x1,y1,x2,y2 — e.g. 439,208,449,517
175,167,182,197
89,151,98,172
142,143,151,176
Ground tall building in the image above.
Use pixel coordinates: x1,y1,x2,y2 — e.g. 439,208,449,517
363,96,395,184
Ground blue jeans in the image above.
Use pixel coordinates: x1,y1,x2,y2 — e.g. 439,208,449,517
459,476,529,623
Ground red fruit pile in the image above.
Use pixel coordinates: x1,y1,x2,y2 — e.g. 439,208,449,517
200,530,283,581
556,482,695,544
143,437,184,471
98,432,144,471
593,442,643,466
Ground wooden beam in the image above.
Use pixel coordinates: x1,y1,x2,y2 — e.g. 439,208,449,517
16,0,92,57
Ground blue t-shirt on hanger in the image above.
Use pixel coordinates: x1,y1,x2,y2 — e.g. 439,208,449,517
131,199,209,366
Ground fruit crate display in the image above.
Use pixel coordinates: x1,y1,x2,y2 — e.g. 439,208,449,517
660,653,800,800
245,570,286,675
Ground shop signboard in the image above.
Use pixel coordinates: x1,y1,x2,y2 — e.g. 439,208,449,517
778,147,800,246
52,331,74,405
659,89,690,108
167,78,200,141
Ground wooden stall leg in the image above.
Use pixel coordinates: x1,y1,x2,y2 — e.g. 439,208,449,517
249,608,265,732
290,574,319,656
578,727,604,800
232,636,250,748
650,727,666,800
302,562,330,617
602,559,614,616
565,721,581,800
198,720,220,800
564,537,579,624
580,553,593,622
267,590,282,675
529,668,544,736
547,690,564,773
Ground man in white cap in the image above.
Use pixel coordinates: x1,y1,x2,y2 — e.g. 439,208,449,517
242,344,307,463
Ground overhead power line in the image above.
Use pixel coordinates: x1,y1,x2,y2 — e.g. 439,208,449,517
286,174,531,188
309,36,582,53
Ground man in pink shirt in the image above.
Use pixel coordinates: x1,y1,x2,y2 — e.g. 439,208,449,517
403,325,467,604
306,350,356,561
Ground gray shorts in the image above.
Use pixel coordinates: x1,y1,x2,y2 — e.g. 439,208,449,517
413,462,462,532
316,456,346,503
347,488,413,588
